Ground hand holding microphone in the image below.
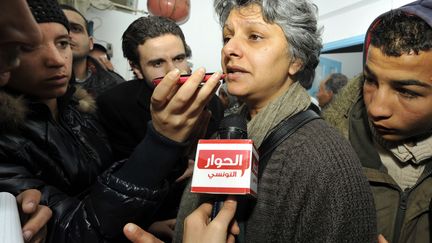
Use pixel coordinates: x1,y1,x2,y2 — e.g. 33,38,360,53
191,113,258,220
123,197,239,243
183,196,239,243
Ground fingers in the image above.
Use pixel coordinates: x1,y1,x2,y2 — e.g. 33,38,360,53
150,67,221,142
123,223,163,243
378,234,388,243
187,201,214,222
16,189,41,214
22,205,52,242
26,225,47,243
228,220,240,236
212,196,237,226
227,234,236,243
151,68,181,110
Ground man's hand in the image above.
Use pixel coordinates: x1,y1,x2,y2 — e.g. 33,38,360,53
123,223,163,243
151,68,221,142
16,189,52,243
183,196,239,243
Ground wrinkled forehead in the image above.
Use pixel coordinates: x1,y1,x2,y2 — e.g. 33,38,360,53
366,45,432,85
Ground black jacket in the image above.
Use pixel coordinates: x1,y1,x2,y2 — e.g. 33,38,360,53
73,56,125,98
0,86,187,242
97,78,224,161
96,79,224,231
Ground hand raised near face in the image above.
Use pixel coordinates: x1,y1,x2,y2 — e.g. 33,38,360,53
151,68,221,143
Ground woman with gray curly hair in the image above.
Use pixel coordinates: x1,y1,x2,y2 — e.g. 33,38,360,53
171,0,377,242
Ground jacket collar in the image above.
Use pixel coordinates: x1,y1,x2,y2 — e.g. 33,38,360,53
0,85,95,132
0,89,27,133
348,96,384,170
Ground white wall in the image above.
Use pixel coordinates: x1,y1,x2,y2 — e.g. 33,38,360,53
85,0,222,80
322,52,363,79
315,0,415,44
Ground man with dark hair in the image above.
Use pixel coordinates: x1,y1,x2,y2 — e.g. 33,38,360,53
97,16,222,161
0,1,53,242
61,4,124,97
98,16,193,160
323,1,432,242
96,15,224,241
316,72,348,108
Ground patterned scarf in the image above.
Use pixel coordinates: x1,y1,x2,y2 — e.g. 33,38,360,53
239,82,311,148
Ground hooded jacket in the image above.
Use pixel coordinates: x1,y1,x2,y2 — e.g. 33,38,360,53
323,1,432,242
0,86,186,242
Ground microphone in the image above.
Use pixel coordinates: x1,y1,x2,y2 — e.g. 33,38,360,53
217,113,248,139
190,114,258,218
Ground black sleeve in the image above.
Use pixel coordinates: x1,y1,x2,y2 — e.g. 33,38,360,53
0,123,188,241
96,93,136,161
114,122,189,188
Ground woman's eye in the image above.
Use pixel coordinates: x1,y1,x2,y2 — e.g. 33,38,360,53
249,34,262,41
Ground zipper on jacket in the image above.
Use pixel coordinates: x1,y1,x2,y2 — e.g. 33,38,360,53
391,166,432,243
393,189,409,243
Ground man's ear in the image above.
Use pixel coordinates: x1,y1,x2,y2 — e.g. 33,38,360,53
89,36,94,51
288,58,303,76
129,61,144,79
327,90,334,99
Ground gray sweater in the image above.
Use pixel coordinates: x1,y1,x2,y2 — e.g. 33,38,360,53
174,119,377,243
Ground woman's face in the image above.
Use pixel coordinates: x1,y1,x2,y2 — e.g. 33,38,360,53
221,4,301,110
7,22,72,100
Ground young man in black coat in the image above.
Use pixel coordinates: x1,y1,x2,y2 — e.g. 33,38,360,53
96,16,224,241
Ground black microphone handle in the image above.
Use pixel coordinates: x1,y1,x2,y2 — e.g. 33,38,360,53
211,114,247,220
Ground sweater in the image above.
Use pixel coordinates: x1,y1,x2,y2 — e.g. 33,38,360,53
174,118,377,243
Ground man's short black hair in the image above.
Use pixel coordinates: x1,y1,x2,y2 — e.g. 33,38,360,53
370,9,432,56
60,4,92,36
122,16,188,67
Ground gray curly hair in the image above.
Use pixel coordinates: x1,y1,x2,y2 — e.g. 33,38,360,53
214,0,322,89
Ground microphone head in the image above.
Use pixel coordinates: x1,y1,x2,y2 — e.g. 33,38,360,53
218,113,247,139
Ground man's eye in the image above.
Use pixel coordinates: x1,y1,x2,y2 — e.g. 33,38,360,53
223,36,231,44
175,57,185,62
364,77,377,86
20,44,37,53
71,26,83,33
397,88,421,99
56,40,70,49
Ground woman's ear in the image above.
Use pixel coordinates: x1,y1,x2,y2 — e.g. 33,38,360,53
129,61,144,79
288,59,303,76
